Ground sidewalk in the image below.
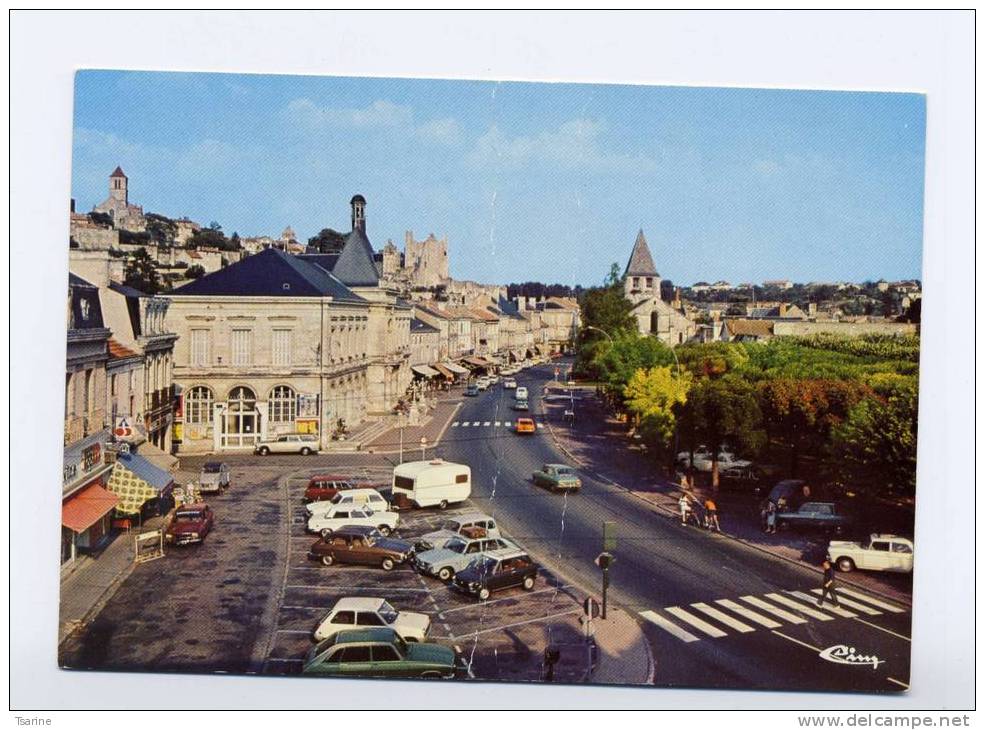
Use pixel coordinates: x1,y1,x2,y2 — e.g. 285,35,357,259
363,397,462,456
58,516,165,645
542,389,913,606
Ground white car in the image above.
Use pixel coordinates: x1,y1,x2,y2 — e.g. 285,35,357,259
475,378,490,391
503,378,517,389
677,445,752,473
307,503,399,538
414,535,519,582
313,597,431,643
828,534,914,573
306,489,390,516
415,513,501,551
254,434,320,456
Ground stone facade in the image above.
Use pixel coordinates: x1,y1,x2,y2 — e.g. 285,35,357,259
92,167,146,232
404,231,449,288
622,230,696,346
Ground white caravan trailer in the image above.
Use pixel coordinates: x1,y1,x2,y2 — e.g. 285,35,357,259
391,459,472,510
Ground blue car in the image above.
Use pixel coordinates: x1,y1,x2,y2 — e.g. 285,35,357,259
464,385,479,396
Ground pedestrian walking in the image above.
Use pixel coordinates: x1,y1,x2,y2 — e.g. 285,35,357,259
704,498,720,532
817,559,840,607
765,501,777,534
678,493,692,526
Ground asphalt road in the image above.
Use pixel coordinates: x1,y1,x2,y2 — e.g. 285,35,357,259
438,362,912,693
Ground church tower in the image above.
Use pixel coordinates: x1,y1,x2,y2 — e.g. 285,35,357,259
623,229,660,305
109,166,128,205
350,194,366,233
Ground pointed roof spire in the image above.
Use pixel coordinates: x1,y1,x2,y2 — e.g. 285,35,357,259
624,229,658,277
110,166,127,178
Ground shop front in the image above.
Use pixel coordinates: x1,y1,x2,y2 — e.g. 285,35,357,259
106,451,175,526
61,483,119,565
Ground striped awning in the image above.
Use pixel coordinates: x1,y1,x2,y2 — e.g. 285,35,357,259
62,484,119,533
442,361,469,375
107,452,174,515
411,365,441,378
432,363,454,379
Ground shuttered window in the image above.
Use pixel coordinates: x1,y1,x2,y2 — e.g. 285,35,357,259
272,329,292,367
190,329,211,366
231,329,252,366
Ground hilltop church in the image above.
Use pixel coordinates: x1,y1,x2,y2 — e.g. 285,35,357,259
623,230,696,346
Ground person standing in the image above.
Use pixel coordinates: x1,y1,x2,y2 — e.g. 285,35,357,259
678,493,692,526
817,559,840,607
765,501,777,534
704,498,720,532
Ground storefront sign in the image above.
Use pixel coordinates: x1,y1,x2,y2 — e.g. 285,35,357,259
82,444,101,471
296,418,319,434
297,394,319,418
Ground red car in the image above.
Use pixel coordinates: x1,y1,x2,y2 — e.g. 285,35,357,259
165,503,215,546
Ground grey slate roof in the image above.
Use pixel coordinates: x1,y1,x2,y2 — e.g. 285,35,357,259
624,229,658,277
171,247,364,302
411,318,440,333
332,228,381,287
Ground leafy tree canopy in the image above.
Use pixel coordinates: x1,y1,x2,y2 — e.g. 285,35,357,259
123,247,161,295
307,228,348,254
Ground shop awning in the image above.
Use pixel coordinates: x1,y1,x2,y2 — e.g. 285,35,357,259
462,356,490,368
432,363,454,379
510,350,523,362
62,484,119,533
411,365,441,378
442,362,469,375
107,452,175,515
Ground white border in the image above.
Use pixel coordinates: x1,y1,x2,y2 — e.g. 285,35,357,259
8,10,976,711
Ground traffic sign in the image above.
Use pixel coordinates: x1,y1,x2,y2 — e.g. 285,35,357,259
583,596,601,619
603,521,617,551
113,416,133,438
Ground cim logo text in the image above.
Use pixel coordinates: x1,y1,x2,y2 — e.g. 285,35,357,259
818,644,884,669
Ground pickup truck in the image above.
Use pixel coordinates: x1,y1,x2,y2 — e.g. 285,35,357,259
827,534,914,573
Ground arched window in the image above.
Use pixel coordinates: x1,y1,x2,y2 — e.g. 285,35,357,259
186,386,214,425
228,386,256,412
268,385,296,424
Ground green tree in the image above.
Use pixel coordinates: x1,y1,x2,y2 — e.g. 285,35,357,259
145,213,177,246
308,227,348,254
573,262,635,378
185,264,206,279
624,366,693,468
679,375,766,488
595,333,675,400
187,225,231,251
124,248,161,294
829,381,918,496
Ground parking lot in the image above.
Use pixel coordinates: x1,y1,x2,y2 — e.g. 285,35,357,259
261,470,595,682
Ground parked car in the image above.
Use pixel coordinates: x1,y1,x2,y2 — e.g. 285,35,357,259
512,399,529,411
775,501,853,535
165,503,215,546
308,525,414,569
515,386,529,401
451,548,539,601
763,479,812,511
313,597,431,643
677,445,752,473
531,463,581,492
415,513,501,551
198,462,230,494
254,433,320,456
414,535,519,582
475,378,489,391
304,475,357,503
391,459,471,510
306,489,390,516
306,503,399,538
827,534,914,573
503,378,517,390
464,385,479,397
302,628,456,678
514,418,536,434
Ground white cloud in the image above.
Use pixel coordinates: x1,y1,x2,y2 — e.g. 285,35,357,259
415,117,464,146
467,118,656,174
176,138,245,174
286,98,413,129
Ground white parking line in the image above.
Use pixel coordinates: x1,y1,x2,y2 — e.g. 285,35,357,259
639,610,700,643
665,606,727,638
448,609,581,641
851,616,912,642
275,629,313,635
265,657,304,663
770,629,820,652
282,605,329,611
715,599,781,629
286,585,430,592
437,586,568,615
740,595,807,624
765,593,833,621
691,602,754,633
836,587,906,614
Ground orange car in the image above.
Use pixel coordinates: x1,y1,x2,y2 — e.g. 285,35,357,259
514,418,536,434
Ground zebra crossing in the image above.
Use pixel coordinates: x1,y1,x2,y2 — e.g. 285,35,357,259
450,420,519,429
640,587,907,643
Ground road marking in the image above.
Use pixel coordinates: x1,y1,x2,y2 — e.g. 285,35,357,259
715,599,782,629
504,421,512,427
740,595,807,624
809,589,882,615
451,422,460,427
265,657,304,663
471,422,481,427
789,591,857,618
494,421,501,427
275,629,313,635
851,616,911,642
770,629,821,652
765,593,834,621
691,602,754,633
483,421,491,427
639,610,700,643
286,585,429,592
664,606,727,638
282,605,330,611
448,609,581,641
836,587,906,613
887,677,910,689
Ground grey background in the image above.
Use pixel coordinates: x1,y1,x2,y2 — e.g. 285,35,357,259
9,9,974,711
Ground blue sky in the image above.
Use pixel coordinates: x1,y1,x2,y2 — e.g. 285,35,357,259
72,71,926,286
